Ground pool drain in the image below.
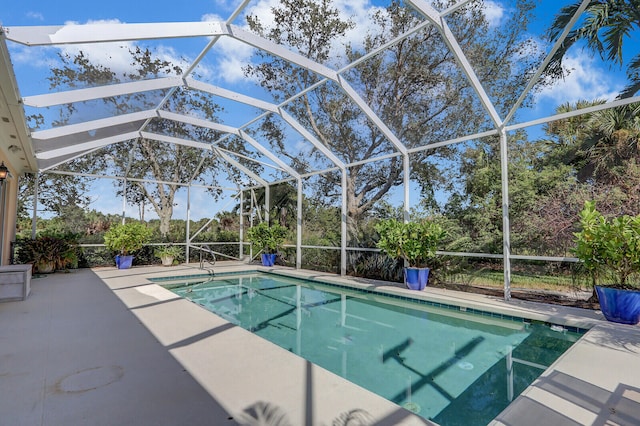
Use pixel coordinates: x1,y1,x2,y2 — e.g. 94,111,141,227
402,402,421,413
457,361,474,370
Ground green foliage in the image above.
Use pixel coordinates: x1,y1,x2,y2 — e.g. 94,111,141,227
246,222,288,254
547,0,640,98
154,245,183,259
246,0,540,232
573,201,640,287
375,219,446,268
15,233,79,273
103,222,152,255
43,47,261,238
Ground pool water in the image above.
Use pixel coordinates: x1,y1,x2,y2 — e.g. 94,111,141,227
164,273,582,425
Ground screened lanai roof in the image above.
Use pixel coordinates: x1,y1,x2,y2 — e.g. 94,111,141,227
2,0,637,190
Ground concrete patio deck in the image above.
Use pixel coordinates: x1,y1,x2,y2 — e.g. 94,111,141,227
1,262,639,425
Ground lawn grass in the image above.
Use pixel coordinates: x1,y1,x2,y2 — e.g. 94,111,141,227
445,270,590,293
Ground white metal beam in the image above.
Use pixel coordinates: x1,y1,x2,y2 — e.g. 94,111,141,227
31,110,156,140
213,147,268,187
139,131,213,151
3,22,226,46
35,131,138,159
185,78,279,113
278,109,346,169
224,24,339,81
23,77,182,107
503,0,595,126
337,76,408,155
238,130,301,179
157,109,239,135
498,128,511,301
406,0,503,128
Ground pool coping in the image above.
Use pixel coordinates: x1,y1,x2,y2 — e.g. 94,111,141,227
98,262,640,425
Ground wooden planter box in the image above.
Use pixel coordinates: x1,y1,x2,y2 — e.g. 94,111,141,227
0,265,32,302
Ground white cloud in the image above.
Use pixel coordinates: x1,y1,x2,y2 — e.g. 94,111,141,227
202,0,386,81
483,1,505,27
9,45,58,69
211,0,237,12
33,19,197,85
26,11,44,21
535,52,621,105
201,13,256,84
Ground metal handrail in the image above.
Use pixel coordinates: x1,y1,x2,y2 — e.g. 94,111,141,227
196,244,216,270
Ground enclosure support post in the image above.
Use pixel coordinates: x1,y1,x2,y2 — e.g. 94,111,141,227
264,184,270,224
403,154,410,223
239,189,244,261
341,169,347,276
31,172,39,239
403,154,411,269
296,178,302,269
121,178,127,225
186,185,191,262
499,128,512,301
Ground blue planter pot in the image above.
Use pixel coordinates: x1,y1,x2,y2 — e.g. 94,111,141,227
261,253,277,267
404,267,430,290
595,285,640,325
115,255,134,269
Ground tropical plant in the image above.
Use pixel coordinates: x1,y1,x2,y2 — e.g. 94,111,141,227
375,219,446,268
246,222,288,254
154,245,183,259
15,233,79,273
547,0,640,98
573,201,640,288
103,222,152,255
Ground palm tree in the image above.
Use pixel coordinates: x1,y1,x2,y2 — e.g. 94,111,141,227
585,102,640,183
547,0,640,98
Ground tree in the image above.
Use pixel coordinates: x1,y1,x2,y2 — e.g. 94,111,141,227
17,173,92,222
547,0,640,98
44,48,258,237
245,0,542,241
521,101,640,255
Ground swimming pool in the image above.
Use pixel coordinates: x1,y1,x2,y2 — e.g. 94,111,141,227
160,272,582,425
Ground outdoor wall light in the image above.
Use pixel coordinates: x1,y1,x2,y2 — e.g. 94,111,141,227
0,162,8,181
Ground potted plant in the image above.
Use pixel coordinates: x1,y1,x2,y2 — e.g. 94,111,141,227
154,245,182,266
375,218,446,290
103,222,152,269
573,201,640,324
246,222,288,266
15,233,79,274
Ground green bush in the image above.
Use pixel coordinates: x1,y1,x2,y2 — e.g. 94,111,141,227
573,201,640,287
15,233,79,273
375,219,446,268
246,222,288,254
103,222,152,255
154,245,183,259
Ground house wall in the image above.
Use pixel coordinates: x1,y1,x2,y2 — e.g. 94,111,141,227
0,161,17,266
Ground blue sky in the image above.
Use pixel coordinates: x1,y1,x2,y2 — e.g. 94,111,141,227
2,0,636,220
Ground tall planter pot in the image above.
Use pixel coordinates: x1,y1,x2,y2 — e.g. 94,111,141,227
404,267,429,291
595,286,640,325
115,255,134,270
261,253,277,267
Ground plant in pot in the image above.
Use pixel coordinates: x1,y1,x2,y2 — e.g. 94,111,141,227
16,233,79,274
375,218,446,290
103,222,152,269
154,245,182,266
246,222,288,267
573,201,640,324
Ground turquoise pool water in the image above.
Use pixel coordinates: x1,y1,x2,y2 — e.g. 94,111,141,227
161,273,582,425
